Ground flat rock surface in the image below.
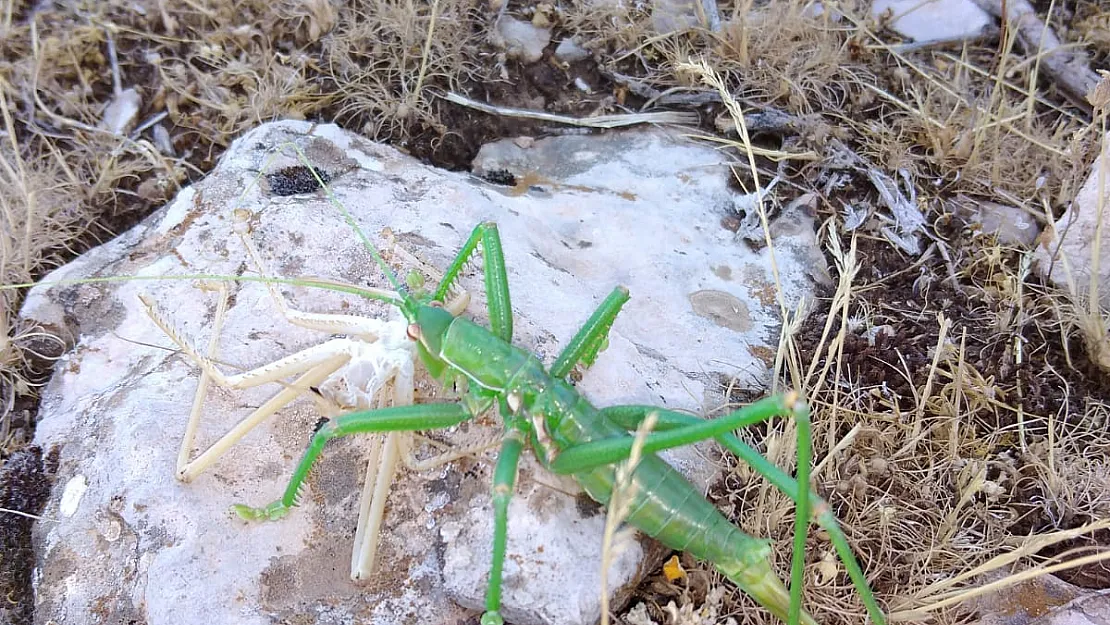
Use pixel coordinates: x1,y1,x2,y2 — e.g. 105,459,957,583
970,572,1110,625
23,121,826,625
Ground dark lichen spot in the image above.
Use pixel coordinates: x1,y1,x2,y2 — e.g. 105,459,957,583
1,445,60,625
574,491,603,518
483,169,517,186
266,165,332,196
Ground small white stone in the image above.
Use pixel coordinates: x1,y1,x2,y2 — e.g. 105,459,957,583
59,474,87,517
494,16,551,63
872,0,992,43
1035,136,1110,307
100,88,142,136
554,38,590,63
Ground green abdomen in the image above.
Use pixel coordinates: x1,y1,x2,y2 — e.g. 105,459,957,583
542,384,771,571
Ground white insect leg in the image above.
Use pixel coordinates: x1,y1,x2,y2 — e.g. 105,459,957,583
234,211,399,340
231,221,478,578
350,361,412,580
351,341,420,579
398,434,502,472
178,282,231,475
141,293,365,482
352,434,397,580
157,212,475,579
178,358,349,483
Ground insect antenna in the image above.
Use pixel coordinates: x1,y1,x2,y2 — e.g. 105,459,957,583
286,143,412,307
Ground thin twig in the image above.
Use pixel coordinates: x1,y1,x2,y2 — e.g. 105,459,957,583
440,92,699,128
972,0,1100,110
1,506,56,522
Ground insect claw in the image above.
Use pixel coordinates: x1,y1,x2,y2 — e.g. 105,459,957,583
231,501,291,522
782,390,800,411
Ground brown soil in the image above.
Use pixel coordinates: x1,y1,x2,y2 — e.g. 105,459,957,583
791,231,1110,590
0,446,59,625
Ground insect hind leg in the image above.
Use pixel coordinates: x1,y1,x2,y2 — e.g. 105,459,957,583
234,209,400,340
596,402,885,625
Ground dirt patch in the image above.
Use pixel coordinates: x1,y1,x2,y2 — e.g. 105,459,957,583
800,233,1110,429
794,229,1110,590
0,445,60,625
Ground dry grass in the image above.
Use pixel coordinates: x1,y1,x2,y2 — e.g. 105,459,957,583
647,219,1110,625
324,0,487,139
600,3,1110,624
0,87,84,450
2,0,1110,624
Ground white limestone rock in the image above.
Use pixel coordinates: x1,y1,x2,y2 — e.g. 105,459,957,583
493,16,551,64
24,121,827,625
1035,136,1110,308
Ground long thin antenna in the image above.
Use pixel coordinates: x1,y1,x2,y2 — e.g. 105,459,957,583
287,143,407,297
1,273,403,306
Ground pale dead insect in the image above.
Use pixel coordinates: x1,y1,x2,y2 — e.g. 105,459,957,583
138,206,477,580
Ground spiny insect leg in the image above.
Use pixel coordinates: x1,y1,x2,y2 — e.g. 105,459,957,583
550,286,630,379
434,222,513,342
480,423,528,625
233,403,473,521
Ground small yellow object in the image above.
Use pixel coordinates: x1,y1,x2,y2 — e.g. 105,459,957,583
663,555,686,582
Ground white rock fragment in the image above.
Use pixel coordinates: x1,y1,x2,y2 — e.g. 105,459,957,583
554,38,590,63
1029,590,1110,625
25,121,827,625
968,570,1094,625
872,0,992,43
1035,136,1110,307
494,16,551,63
953,196,1041,248
153,123,175,156
803,2,842,21
651,0,721,33
100,87,142,136
58,474,87,517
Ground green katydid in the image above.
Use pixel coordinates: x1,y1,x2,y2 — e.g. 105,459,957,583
212,162,889,625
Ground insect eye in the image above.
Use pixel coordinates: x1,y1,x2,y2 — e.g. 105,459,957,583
406,324,422,341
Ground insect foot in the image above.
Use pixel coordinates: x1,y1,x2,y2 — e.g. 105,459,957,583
231,501,292,522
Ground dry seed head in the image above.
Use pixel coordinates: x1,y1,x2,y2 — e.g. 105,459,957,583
1087,70,1110,111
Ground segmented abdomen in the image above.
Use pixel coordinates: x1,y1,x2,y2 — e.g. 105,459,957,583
539,380,771,574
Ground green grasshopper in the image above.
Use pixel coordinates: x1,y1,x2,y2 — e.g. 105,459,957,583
222,175,888,625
